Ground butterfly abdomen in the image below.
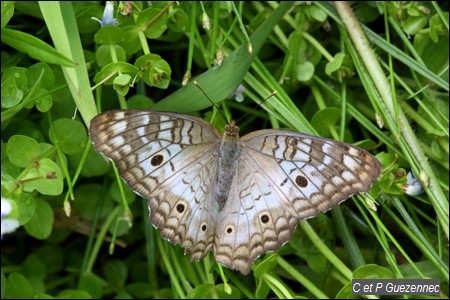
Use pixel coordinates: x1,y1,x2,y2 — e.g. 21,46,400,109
213,124,242,211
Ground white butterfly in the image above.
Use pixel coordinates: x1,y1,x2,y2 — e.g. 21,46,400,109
90,109,380,274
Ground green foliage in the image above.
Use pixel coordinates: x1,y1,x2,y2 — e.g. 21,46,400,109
1,1,448,299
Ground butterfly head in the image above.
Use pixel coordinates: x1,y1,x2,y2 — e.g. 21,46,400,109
224,121,240,137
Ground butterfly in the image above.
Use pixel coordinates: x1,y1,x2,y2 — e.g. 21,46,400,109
89,109,380,274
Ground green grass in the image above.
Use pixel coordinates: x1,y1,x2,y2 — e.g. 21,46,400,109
1,1,448,298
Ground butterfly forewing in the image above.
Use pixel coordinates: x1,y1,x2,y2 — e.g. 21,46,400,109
90,110,222,258
242,129,381,217
89,109,381,275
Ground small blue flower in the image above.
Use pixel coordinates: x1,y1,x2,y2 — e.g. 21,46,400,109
231,84,245,102
1,197,20,239
403,172,424,196
92,1,118,27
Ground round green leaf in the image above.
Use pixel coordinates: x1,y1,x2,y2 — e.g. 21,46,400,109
1,77,24,108
23,254,46,280
22,158,64,196
79,273,106,298
95,44,126,67
26,62,54,90
325,52,355,80
134,53,161,69
135,53,171,88
167,8,190,32
147,58,171,88
126,283,154,298
3,66,28,89
94,25,125,44
186,284,215,299
49,118,87,155
295,61,315,82
57,289,92,299
126,94,155,109
35,88,53,112
93,62,139,85
23,198,54,239
5,273,34,299
335,282,356,299
6,135,40,168
136,8,168,39
310,107,341,136
429,13,448,43
120,25,141,55
253,253,279,277
113,74,132,96
306,5,328,22
404,16,428,35
353,264,394,279
16,193,36,224
104,260,128,288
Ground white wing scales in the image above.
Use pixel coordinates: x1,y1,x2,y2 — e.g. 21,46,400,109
90,110,221,259
90,110,381,275
213,129,380,274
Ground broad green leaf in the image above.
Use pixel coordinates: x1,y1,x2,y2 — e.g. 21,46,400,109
1,76,24,108
113,74,132,96
94,25,125,44
253,253,279,277
325,53,355,80
6,135,40,168
167,8,190,33
120,25,141,55
15,193,36,225
35,88,53,112
57,290,92,299
186,284,215,299
26,62,54,90
311,107,341,136
153,2,294,112
1,28,75,67
49,118,87,155
2,67,28,107
1,1,15,28
79,273,107,299
22,158,64,196
23,198,54,239
137,7,168,39
5,273,34,299
104,260,128,288
295,61,315,82
353,264,394,279
95,44,126,67
93,62,140,85
23,254,46,280
126,283,154,298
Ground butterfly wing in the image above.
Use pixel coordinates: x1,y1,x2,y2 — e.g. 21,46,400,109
90,110,222,259
214,129,380,274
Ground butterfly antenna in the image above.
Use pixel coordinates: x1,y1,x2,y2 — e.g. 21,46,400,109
193,81,229,123
235,90,278,125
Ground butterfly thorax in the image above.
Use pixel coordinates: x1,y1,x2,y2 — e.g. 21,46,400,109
214,123,241,211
